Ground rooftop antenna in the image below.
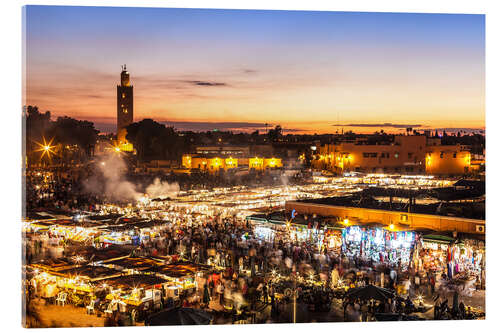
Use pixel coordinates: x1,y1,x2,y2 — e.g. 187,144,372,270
337,111,340,138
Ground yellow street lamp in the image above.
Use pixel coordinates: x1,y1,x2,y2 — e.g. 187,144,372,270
34,137,56,160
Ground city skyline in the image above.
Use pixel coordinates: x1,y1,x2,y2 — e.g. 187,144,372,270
24,6,485,134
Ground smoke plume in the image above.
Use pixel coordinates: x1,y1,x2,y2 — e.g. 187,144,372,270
84,152,180,203
145,178,180,199
95,153,140,201
280,173,289,187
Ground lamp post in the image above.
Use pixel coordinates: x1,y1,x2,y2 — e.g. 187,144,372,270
293,269,297,323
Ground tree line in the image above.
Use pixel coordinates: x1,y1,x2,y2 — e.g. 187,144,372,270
24,104,485,166
24,105,99,165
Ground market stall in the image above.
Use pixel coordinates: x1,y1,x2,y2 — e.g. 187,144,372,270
155,261,214,296
415,234,453,273
342,226,417,269
47,219,101,243
101,256,166,274
30,263,124,306
100,274,171,319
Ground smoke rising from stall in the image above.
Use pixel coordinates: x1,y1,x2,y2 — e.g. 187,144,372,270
93,153,140,201
84,152,179,203
145,178,179,199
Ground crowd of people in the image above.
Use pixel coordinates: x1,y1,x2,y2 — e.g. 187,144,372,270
25,169,100,212
24,166,485,324
25,165,308,213
102,209,482,322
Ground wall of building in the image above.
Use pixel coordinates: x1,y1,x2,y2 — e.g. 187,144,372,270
195,146,250,156
250,145,275,157
249,157,264,170
183,154,281,173
249,157,283,171
425,146,471,175
182,155,239,173
264,157,283,169
312,135,470,175
285,201,485,234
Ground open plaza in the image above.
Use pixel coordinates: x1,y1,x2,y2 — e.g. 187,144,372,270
22,172,485,327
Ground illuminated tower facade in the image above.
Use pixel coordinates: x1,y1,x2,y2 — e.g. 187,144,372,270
117,65,133,145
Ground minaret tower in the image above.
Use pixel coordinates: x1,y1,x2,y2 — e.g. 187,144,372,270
117,64,133,145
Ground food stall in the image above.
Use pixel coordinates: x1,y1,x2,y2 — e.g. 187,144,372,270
100,256,166,275
23,220,54,233
98,231,136,245
134,220,168,242
154,261,215,298
30,264,124,306
101,274,170,320
31,257,80,273
30,270,59,301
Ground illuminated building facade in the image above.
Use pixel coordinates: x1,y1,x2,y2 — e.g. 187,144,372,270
285,200,484,235
425,145,471,175
182,154,281,173
117,65,134,150
181,144,283,173
195,146,250,156
249,157,283,171
312,135,471,175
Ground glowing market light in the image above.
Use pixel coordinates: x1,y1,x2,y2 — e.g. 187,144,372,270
34,137,56,160
389,224,395,230
343,218,349,225
74,255,85,264
137,195,149,205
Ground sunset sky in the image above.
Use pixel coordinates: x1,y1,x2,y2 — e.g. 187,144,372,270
24,6,485,134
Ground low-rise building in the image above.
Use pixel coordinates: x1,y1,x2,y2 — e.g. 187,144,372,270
181,144,283,173
195,146,250,157
182,154,282,173
425,145,471,175
311,135,471,175
249,157,283,171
